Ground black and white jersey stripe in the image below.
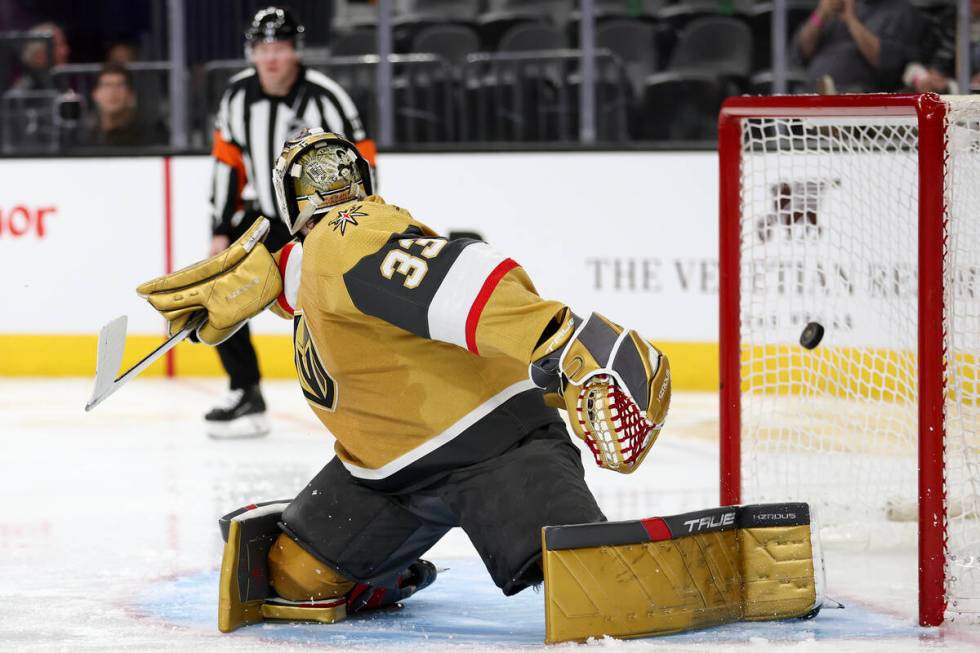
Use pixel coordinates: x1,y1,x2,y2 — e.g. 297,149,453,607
210,66,367,231
343,229,518,354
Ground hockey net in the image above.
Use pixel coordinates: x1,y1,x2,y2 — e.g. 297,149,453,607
719,94,980,625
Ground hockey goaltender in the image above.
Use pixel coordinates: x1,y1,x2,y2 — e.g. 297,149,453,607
136,128,822,642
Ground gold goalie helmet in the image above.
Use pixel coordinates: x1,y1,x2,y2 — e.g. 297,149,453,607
272,127,373,235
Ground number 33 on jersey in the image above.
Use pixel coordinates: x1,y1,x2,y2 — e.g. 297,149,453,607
270,196,566,490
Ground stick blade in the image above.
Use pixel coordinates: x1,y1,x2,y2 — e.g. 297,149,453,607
85,316,128,412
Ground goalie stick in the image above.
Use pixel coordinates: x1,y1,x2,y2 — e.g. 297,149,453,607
84,312,206,412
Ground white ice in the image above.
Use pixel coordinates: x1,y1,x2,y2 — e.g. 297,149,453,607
2,379,979,651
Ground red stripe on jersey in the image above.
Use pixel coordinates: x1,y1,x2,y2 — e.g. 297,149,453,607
276,242,296,316
464,258,519,354
640,517,672,542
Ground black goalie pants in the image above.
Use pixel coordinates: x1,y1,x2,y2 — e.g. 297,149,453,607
279,421,606,596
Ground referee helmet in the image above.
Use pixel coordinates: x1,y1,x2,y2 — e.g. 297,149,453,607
244,6,305,56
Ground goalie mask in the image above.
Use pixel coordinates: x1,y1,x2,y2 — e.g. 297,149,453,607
272,127,373,235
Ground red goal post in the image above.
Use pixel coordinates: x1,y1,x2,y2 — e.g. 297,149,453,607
717,94,976,627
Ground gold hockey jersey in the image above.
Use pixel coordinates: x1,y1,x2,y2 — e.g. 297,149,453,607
272,196,568,490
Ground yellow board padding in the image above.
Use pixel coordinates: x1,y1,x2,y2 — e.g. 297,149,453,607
0,334,170,377
541,524,816,643
0,335,722,390
657,341,718,392
8,333,980,402
0,333,298,379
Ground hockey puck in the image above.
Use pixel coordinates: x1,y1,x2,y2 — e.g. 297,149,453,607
799,322,825,350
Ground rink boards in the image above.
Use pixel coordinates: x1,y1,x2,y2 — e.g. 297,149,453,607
0,152,720,386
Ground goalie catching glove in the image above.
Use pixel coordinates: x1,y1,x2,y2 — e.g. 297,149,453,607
137,218,282,345
530,312,671,474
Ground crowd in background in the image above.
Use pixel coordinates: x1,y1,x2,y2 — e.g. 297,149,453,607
0,0,975,153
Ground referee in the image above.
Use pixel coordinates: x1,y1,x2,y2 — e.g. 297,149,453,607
206,6,376,438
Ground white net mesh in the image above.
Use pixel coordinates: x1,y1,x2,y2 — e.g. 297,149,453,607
943,97,980,618
735,97,980,620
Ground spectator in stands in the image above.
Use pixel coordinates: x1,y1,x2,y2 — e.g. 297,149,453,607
79,63,167,147
13,22,71,91
106,41,140,65
791,0,924,93
905,0,980,94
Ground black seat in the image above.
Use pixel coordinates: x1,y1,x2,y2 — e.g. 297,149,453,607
570,0,666,29
393,12,480,53
667,16,753,81
655,0,753,32
911,0,959,21
595,0,666,15
494,0,569,18
462,70,566,142
638,71,730,141
412,24,480,65
393,72,455,143
331,28,377,56
1,90,62,153
497,22,567,52
405,0,481,21
596,18,658,96
463,15,569,142
476,10,550,51
565,69,632,142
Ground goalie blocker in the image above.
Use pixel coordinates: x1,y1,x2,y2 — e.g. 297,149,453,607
541,502,822,643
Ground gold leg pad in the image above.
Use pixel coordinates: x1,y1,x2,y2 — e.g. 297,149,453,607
268,533,355,601
262,599,348,624
741,526,817,621
218,521,265,633
543,532,745,643
542,505,818,643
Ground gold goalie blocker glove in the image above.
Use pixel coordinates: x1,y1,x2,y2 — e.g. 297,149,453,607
137,218,283,345
530,312,671,474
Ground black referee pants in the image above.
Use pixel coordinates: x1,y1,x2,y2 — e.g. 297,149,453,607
216,211,291,391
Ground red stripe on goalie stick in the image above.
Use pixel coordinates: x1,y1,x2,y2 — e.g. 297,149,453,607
639,517,672,542
163,156,175,378
464,258,518,354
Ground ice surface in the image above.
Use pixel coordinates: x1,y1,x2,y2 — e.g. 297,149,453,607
2,379,979,651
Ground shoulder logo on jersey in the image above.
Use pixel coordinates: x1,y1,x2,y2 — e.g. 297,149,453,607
293,313,337,411
328,204,367,236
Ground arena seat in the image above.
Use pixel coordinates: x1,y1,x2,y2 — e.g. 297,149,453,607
637,71,730,141
667,16,753,83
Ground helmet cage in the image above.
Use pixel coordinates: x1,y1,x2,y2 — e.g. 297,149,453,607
273,129,374,235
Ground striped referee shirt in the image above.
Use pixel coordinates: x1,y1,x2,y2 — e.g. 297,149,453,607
210,65,376,236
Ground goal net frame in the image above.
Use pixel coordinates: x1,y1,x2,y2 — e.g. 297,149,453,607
717,93,952,627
